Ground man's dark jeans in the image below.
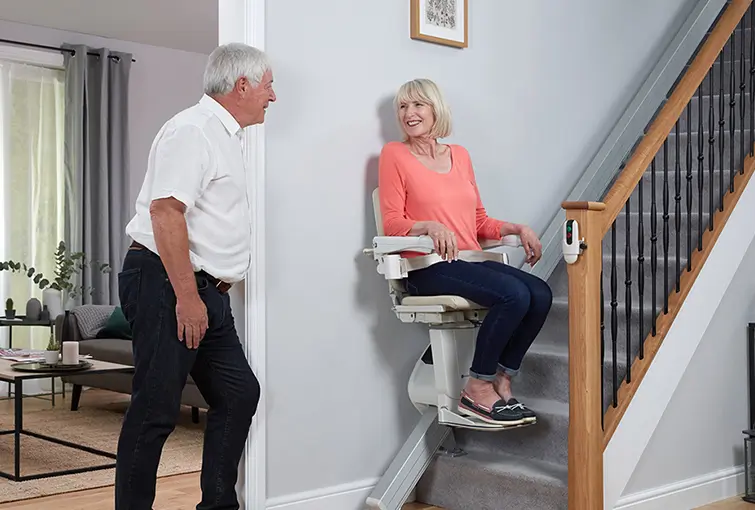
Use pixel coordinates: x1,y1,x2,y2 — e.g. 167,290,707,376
115,246,260,510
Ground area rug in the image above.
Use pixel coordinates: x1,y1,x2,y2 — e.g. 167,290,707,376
0,404,203,504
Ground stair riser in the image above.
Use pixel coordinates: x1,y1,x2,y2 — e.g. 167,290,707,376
417,456,568,510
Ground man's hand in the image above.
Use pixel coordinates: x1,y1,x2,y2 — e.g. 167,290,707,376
176,293,208,349
150,197,208,348
518,225,542,266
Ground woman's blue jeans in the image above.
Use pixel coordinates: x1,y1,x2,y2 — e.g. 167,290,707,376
406,260,553,381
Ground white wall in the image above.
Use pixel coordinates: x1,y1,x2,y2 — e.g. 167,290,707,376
263,0,698,503
621,237,755,499
0,18,209,211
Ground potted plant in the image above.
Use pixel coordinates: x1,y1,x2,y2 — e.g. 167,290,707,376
4,298,15,319
0,241,111,315
44,332,59,365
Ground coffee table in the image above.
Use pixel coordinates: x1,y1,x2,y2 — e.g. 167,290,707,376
0,358,134,481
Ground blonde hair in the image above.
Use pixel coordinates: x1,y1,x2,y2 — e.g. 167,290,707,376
394,78,452,139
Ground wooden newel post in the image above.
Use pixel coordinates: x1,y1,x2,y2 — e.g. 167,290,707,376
562,201,605,510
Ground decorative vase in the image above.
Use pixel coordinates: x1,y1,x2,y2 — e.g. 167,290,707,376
25,298,41,320
39,305,50,322
64,296,75,311
43,289,63,319
4,309,15,319
43,350,58,365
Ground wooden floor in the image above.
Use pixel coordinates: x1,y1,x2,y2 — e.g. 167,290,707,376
0,388,749,510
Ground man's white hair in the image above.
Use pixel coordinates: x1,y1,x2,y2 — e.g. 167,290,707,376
203,43,271,95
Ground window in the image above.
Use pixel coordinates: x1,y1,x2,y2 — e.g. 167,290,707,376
0,56,66,350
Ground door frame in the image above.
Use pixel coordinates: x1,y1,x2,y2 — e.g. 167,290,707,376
218,1,267,508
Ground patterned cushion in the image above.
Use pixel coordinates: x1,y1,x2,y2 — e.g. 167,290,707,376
71,305,116,339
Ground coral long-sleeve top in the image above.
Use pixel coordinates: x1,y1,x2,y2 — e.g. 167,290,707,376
378,141,504,256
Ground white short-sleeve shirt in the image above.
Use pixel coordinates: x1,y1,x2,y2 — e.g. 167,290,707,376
125,94,251,283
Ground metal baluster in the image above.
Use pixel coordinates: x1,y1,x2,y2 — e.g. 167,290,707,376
651,157,658,336
730,31,736,192
663,140,670,313
625,201,632,383
637,179,644,359
750,3,754,157
697,84,704,252
611,222,618,407
741,18,746,175
686,102,693,270
709,71,716,232
674,120,681,292
720,50,726,211
601,269,605,422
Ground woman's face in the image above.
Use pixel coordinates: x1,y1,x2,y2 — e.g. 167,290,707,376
398,99,434,139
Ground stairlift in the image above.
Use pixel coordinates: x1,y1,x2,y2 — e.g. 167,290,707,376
362,189,535,510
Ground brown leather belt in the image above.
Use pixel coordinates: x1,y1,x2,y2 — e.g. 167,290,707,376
129,241,232,294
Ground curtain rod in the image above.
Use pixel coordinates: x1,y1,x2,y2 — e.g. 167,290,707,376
0,38,136,63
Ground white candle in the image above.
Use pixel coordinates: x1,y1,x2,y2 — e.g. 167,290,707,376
62,341,79,365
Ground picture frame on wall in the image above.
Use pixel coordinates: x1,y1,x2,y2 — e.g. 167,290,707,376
410,0,468,48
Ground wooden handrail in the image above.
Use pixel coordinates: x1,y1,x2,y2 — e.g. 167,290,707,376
599,0,751,237
561,201,606,211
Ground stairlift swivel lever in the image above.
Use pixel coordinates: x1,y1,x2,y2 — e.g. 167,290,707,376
562,219,585,264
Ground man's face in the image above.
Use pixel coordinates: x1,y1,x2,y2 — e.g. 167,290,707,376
238,70,276,127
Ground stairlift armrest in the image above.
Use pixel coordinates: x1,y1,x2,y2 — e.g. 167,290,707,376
363,236,435,280
368,236,435,255
479,235,522,250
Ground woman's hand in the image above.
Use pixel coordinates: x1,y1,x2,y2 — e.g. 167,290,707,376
425,221,459,261
518,225,542,266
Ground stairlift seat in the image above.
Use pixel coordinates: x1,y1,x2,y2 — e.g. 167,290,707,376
399,295,483,310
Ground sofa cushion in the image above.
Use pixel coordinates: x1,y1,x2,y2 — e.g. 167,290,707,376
71,305,116,339
97,307,132,340
78,338,134,366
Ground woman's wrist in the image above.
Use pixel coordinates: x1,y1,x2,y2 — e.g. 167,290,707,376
500,222,523,237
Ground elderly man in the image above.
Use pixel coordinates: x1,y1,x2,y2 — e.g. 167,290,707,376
115,43,275,510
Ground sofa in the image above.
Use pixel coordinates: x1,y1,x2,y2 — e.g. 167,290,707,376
55,304,207,422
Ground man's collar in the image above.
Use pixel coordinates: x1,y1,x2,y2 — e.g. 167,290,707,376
199,94,243,138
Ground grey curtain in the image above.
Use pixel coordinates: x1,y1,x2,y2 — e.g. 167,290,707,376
62,44,132,305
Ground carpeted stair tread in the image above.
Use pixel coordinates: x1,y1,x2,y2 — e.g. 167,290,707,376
455,398,569,465
416,451,568,510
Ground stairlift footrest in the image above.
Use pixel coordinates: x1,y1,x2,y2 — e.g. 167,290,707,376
437,408,532,431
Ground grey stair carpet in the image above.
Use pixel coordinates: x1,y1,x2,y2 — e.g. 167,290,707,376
414,20,749,510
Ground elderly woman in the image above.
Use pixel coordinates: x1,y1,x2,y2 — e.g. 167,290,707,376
378,78,552,426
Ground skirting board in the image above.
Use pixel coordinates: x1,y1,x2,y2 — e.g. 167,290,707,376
614,466,744,510
267,477,379,510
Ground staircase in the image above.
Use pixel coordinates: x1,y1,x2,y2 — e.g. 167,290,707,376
412,2,755,509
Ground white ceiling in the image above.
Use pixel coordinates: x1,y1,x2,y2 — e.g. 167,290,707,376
0,0,218,54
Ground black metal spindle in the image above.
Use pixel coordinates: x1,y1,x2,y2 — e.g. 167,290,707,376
674,120,682,292
719,49,725,211
625,201,632,383
663,140,670,313
730,32,736,192
709,71,716,232
740,19,746,174
601,269,605,421
686,102,693,270
750,4,754,157
611,222,618,407
637,179,645,359
651,157,658,336
697,84,704,252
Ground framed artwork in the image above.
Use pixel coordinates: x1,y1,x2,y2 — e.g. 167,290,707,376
410,0,468,48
